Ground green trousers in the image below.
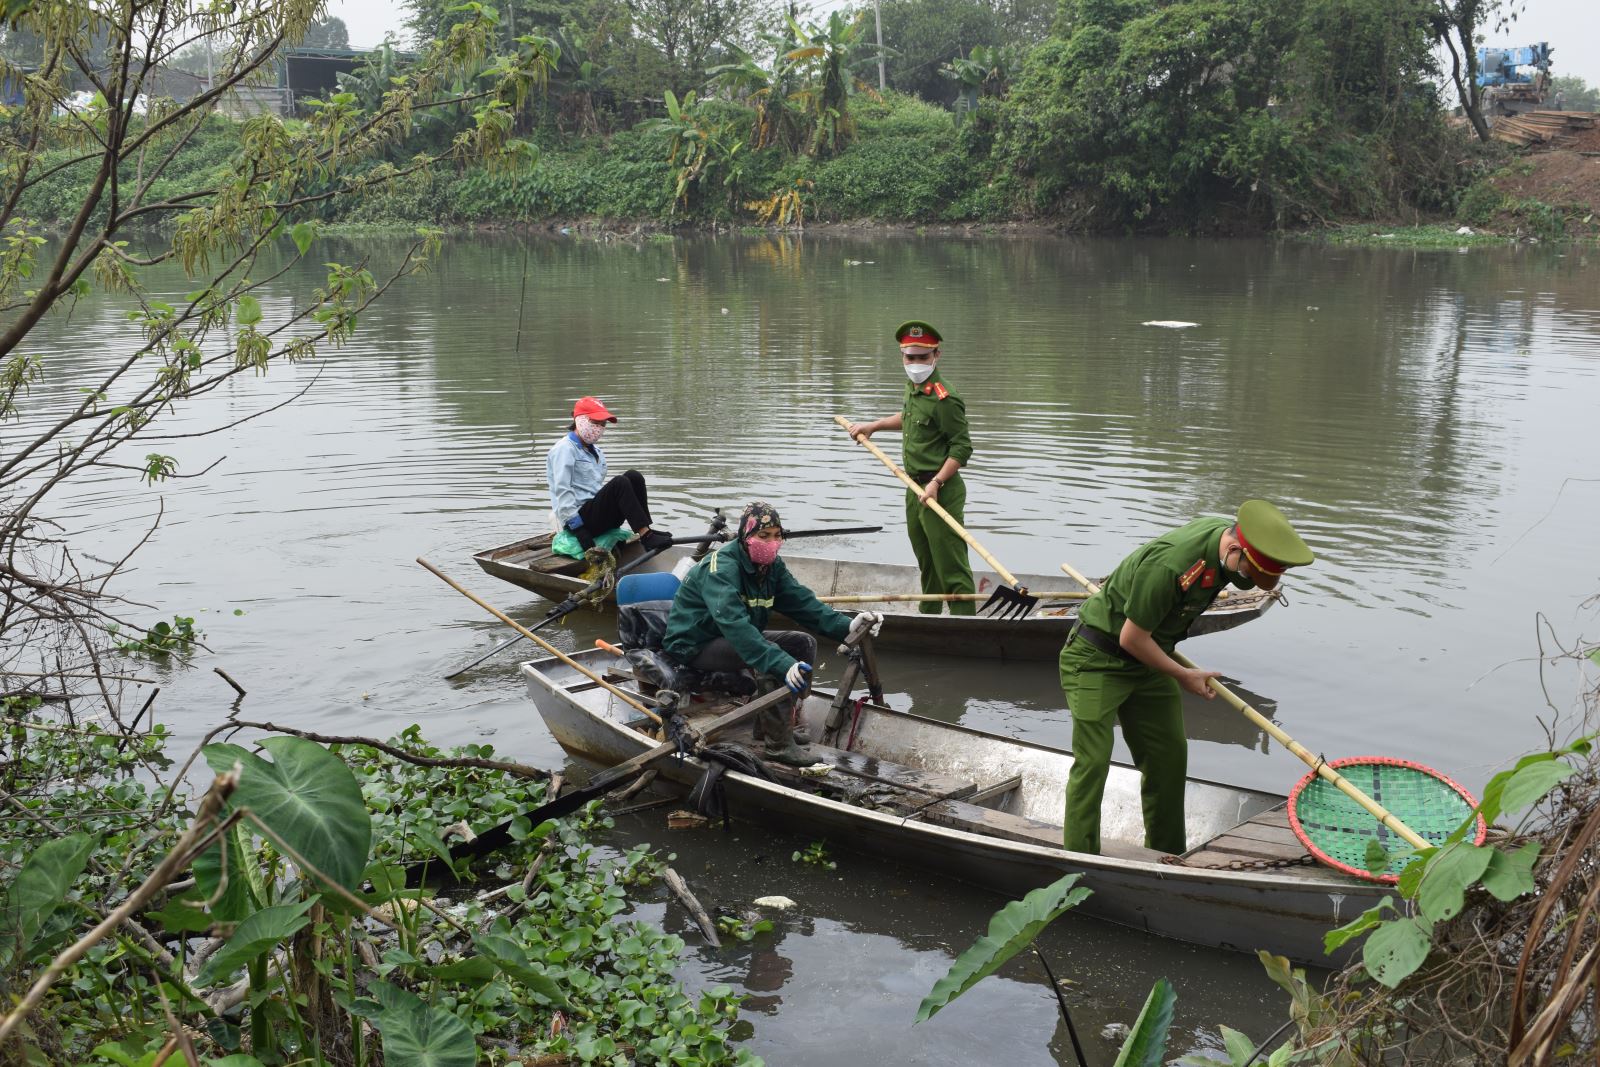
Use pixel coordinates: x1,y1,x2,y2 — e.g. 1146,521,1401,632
1059,638,1188,855
905,473,975,616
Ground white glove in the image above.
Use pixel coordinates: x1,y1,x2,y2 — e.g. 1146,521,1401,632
784,660,812,693
847,610,885,641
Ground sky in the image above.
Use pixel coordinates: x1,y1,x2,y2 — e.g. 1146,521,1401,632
325,0,1600,89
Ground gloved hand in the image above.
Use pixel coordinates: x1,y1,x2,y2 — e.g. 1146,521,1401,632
572,522,596,551
783,660,812,693
847,610,885,641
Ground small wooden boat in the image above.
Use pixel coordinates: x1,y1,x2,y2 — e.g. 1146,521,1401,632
478,533,1274,661
522,648,1388,966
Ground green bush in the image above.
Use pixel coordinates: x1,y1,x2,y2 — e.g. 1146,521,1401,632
810,138,968,220
1457,180,1506,226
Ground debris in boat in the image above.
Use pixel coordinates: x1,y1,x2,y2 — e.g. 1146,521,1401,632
667,810,709,830
799,763,831,778
1141,320,1198,328
753,895,797,910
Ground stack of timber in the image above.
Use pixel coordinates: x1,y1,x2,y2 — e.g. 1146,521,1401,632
1492,109,1598,148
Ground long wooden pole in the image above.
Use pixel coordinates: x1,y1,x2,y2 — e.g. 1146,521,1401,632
1058,561,1427,849
834,414,1026,592
418,558,661,725
819,591,1089,605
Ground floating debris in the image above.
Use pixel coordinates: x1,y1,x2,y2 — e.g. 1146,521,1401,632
1141,320,1199,329
753,895,797,910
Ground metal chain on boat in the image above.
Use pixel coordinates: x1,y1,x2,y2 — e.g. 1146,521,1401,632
1162,853,1319,871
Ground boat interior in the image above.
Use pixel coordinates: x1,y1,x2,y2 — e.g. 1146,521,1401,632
548,650,1348,881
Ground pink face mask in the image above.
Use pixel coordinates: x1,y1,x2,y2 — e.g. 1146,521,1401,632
746,537,782,566
575,416,606,445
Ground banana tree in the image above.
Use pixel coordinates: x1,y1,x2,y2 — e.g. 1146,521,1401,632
654,89,746,213
708,41,803,153
548,28,613,135
783,9,869,158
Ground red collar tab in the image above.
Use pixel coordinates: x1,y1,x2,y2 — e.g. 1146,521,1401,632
1234,523,1286,577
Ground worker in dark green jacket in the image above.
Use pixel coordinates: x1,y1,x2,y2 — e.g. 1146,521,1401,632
845,321,976,615
662,501,883,765
1060,501,1314,856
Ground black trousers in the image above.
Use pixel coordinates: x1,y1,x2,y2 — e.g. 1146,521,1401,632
577,469,652,532
689,631,817,679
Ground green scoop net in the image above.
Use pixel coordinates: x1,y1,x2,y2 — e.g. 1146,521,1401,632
1287,756,1486,883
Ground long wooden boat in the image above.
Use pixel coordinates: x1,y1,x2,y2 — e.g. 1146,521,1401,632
522,648,1390,966
479,533,1274,661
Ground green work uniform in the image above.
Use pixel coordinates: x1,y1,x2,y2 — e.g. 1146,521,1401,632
662,539,852,680
902,369,975,615
1059,517,1257,855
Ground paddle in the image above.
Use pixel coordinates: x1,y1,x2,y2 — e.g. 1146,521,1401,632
1057,560,1430,851
834,414,1038,620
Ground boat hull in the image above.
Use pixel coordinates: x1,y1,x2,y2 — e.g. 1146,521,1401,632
478,535,1274,662
522,649,1386,966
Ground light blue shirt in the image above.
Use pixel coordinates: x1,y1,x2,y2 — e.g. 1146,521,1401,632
546,431,606,528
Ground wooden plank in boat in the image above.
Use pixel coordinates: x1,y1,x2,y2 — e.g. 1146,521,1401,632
917,798,1164,864
966,775,1023,808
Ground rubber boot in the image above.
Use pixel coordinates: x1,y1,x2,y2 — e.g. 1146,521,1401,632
758,704,815,767
790,697,813,746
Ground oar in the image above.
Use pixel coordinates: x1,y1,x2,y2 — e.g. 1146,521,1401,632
834,414,1037,620
819,592,1089,604
1057,561,1429,850
419,558,663,727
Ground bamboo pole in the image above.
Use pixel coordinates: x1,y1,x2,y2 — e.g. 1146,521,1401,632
417,558,661,725
1059,561,1428,850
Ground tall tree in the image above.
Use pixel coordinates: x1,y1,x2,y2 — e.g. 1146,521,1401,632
1432,0,1523,142
303,15,351,49
0,0,554,718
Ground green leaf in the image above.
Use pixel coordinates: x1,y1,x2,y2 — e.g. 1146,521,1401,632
1321,901,1393,953
1112,978,1175,1067
1588,647,1600,668
290,223,315,256
144,898,215,934
0,832,96,966
1221,1025,1258,1066
1480,842,1541,901
236,295,263,327
1363,838,1390,877
1418,842,1492,923
205,1056,268,1067
195,896,319,986
1362,914,1433,988
426,956,499,985
473,932,569,1006
204,737,371,892
193,823,259,923
371,981,477,1067
915,873,1090,1023
1499,761,1573,813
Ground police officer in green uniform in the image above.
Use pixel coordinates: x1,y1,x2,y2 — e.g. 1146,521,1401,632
1060,500,1314,855
846,321,976,615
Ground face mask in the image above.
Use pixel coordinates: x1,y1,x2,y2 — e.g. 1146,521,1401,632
746,537,782,566
905,363,935,384
575,416,606,445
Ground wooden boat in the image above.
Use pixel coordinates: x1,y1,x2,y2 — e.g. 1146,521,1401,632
478,533,1275,661
522,648,1389,966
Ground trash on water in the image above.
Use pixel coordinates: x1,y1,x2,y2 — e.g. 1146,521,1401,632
1142,320,1199,328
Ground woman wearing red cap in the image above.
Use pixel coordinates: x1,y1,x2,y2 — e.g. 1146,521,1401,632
546,396,670,557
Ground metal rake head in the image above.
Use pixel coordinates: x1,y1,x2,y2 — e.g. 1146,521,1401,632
980,584,1038,620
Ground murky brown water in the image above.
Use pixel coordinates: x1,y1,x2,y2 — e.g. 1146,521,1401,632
12,233,1600,1063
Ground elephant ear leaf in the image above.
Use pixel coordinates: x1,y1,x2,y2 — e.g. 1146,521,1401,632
203,737,371,892
371,981,477,1067
0,832,96,968
915,873,1091,1023
1112,978,1176,1067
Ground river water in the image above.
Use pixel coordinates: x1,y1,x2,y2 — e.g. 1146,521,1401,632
11,233,1600,1063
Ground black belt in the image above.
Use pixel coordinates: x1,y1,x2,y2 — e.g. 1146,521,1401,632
906,470,940,484
1067,622,1137,663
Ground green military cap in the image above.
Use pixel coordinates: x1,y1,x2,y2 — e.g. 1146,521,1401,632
895,320,942,348
1234,500,1314,577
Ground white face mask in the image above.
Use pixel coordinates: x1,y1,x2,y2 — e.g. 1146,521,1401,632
575,416,606,445
905,363,935,384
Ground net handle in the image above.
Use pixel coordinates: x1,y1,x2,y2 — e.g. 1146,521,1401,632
1059,561,1429,851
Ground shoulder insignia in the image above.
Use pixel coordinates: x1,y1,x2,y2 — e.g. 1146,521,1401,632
1179,560,1205,591
932,382,949,400
1200,567,1217,589
921,384,933,395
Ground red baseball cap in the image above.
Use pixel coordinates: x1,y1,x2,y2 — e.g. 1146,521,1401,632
572,396,618,423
